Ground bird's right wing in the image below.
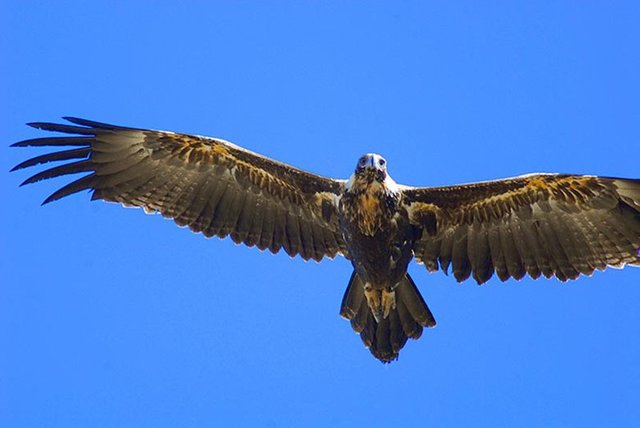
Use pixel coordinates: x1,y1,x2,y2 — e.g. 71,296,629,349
12,117,348,261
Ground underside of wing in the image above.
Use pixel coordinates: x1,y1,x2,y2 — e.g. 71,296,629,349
403,174,640,284
12,117,347,261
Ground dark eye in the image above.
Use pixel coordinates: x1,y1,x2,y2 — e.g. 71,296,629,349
379,158,386,166
359,158,367,166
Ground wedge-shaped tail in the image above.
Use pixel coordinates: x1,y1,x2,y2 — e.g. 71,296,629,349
340,272,436,362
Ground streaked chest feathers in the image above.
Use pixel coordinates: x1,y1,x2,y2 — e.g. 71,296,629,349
341,179,399,236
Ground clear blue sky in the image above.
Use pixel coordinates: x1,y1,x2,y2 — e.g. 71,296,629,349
2,1,639,427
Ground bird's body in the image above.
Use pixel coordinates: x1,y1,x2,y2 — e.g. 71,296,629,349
340,164,409,287
12,118,640,362
337,160,435,360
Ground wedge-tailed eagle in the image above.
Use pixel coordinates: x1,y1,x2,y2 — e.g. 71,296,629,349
12,118,640,362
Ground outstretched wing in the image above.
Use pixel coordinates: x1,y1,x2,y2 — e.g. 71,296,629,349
12,117,347,261
403,174,640,283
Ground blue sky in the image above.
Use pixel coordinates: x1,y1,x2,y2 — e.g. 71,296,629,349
2,1,639,427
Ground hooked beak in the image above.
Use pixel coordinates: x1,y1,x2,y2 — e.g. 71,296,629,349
362,156,376,170
355,154,387,183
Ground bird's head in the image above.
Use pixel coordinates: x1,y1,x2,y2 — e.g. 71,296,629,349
354,153,387,183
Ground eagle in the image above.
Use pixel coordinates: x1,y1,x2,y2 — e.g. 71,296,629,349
12,117,640,363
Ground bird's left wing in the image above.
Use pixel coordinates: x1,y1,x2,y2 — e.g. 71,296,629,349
402,174,640,284
12,118,347,261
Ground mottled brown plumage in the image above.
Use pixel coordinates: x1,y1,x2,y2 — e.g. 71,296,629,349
405,174,640,283
13,118,347,262
12,118,640,363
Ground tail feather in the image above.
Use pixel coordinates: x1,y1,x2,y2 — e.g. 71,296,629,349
351,300,370,333
388,308,409,353
340,271,365,320
340,272,436,363
396,274,436,327
397,297,423,339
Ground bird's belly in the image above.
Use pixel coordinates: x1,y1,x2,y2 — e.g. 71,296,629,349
342,227,414,289
338,187,417,289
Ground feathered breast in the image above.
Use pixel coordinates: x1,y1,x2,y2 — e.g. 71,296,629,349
340,179,397,236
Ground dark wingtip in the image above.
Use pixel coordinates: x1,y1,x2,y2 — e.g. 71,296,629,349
41,193,63,205
17,160,92,188
62,116,127,130
23,121,98,135
41,191,70,205
12,158,41,172
9,161,35,172
20,175,39,187
26,122,51,130
62,116,94,126
25,117,104,131
10,148,91,173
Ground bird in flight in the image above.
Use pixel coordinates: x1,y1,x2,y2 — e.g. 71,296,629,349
12,118,640,362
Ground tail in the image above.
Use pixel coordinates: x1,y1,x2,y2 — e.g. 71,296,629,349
340,272,436,363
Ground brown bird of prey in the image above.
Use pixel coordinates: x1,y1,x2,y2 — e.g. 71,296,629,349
12,118,640,362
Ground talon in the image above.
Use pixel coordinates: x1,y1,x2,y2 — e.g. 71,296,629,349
364,287,396,322
382,289,396,319
364,287,383,322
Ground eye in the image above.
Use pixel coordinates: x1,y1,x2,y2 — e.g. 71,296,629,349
359,157,367,166
378,158,386,166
